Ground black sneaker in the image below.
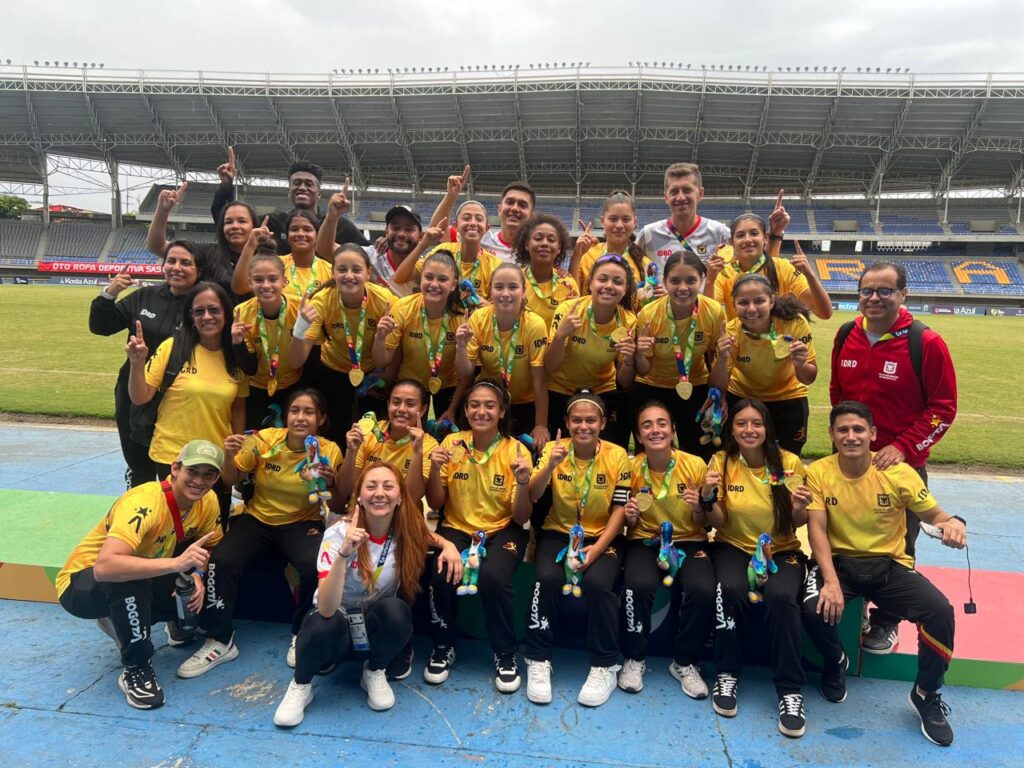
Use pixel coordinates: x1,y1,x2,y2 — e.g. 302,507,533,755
494,653,521,693
819,652,849,703
712,673,739,717
164,620,196,647
862,623,899,655
386,646,414,681
909,686,954,746
778,693,806,738
423,645,455,685
118,663,165,710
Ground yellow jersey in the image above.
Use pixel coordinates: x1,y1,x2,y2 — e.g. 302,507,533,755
805,454,936,569
417,245,503,299
578,243,653,312
725,315,816,402
523,268,580,331
547,296,637,395
305,282,394,374
235,296,302,391
465,306,548,404
438,431,524,536
355,419,438,482
281,255,333,302
709,450,805,555
56,481,223,597
712,257,810,320
533,439,631,538
384,293,465,390
234,428,343,526
636,296,726,389
145,339,249,464
628,450,709,542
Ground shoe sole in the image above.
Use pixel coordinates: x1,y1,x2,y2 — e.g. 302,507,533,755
669,665,709,700
273,690,314,728
617,680,643,693
861,644,897,656
527,689,552,705
117,674,162,710
908,691,954,747
819,655,849,703
359,676,395,711
176,644,240,679
495,678,521,693
778,721,806,738
577,689,614,707
423,668,451,685
712,701,738,717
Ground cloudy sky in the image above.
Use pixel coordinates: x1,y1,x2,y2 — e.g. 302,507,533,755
2,0,1022,210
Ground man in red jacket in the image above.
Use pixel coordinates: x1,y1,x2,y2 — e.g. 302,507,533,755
830,261,957,654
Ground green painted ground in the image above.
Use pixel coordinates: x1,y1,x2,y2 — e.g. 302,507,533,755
0,489,114,567
2,285,1023,467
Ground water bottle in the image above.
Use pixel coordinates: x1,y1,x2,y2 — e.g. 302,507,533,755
174,571,199,633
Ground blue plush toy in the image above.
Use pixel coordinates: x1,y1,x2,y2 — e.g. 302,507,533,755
697,386,726,447
295,435,332,512
644,521,686,587
747,532,778,603
459,278,483,311
555,524,587,597
457,530,488,596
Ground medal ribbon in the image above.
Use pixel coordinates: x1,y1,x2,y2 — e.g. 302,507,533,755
350,528,394,584
641,454,677,501
373,417,411,447
341,290,368,372
586,305,622,344
256,304,285,383
569,442,599,525
738,454,786,486
465,434,503,466
491,311,521,387
742,318,779,344
666,219,695,252
668,299,699,382
288,262,317,297
420,305,451,379
525,266,557,300
729,254,766,276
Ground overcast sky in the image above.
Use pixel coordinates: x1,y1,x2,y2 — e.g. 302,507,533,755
2,0,1022,211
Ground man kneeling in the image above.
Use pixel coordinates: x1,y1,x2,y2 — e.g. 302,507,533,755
802,401,966,747
56,440,225,710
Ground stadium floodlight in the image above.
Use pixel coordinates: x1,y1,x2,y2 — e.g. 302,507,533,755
686,63,692,69
875,67,881,72
34,60,38,65
886,67,891,73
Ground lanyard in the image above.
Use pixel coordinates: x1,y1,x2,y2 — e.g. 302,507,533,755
466,434,503,466
161,480,186,542
525,266,557,300
666,218,696,252
738,454,786,486
742,318,779,344
367,416,411,447
491,311,521,387
420,306,451,378
341,290,368,371
242,430,290,461
586,305,621,343
456,248,481,285
569,442,599,524
668,299,699,381
350,529,394,584
730,254,766,276
256,303,285,386
641,454,677,500
288,261,317,297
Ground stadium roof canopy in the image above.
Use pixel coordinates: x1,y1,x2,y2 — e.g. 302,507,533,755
1,64,1023,198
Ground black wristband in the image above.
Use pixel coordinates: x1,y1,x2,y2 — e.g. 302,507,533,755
769,234,784,241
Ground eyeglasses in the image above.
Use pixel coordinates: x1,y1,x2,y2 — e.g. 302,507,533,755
191,306,224,318
858,287,898,299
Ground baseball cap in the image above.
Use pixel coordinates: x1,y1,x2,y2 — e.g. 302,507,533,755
385,205,422,229
177,440,225,469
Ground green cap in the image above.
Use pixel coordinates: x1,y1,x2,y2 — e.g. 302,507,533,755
177,439,224,469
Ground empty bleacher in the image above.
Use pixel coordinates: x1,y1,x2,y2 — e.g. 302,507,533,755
877,202,944,236
954,259,1024,296
0,220,43,259
43,222,110,260
107,227,149,263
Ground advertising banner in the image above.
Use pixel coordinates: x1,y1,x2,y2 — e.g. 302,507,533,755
37,261,162,276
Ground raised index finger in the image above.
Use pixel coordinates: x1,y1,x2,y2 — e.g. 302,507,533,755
342,176,350,197
261,215,270,228
461,164,471,183
177,180,189,198
775,188,784,209
135,320,144,338
227,146,235,166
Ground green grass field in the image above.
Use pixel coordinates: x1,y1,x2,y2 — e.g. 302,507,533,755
2,284,1023,467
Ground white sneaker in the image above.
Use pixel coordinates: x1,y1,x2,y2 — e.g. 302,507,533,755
274,679,313,727
669,662,709,699
286,635,297,668
176,635,239,679
577,665,620,707
525,659,552,704
360,662,395,711
617,658,645,693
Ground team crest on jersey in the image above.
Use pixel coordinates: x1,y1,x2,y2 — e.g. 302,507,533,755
596,473,606,485
502,541,518,555
493,474,505,487
677,483,686,494
877,494,892,508
697,245,707,255
883,361,898,375
694,331,705,344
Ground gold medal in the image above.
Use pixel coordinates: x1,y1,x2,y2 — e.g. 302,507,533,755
428,376,442,395
675,380,693,400
240,433,259,456
357,415,377,436
783,471,803,491
718,244,735,264
450,442,467,463
348,368,365,387
267,379,278,396
635,490,654,512
610,327,629,344
773,337,791,361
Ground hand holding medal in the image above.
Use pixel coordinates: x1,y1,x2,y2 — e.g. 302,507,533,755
635,486,654,512
449,439,467,464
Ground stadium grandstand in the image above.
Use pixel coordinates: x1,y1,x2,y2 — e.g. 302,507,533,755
1,63,1022,305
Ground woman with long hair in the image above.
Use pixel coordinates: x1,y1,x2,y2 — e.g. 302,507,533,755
455,262,550,449
513,213,580,330
703,399,813,738
718,274,818,455
126,280,247,518
89,239,207,488
423,380,533,693
273,462,462,724
176,388,342,676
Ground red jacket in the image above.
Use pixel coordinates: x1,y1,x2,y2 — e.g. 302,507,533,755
830,307,957,467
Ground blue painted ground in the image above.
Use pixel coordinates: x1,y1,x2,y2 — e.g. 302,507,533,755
2,424,1023,767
